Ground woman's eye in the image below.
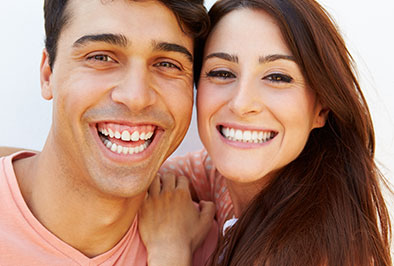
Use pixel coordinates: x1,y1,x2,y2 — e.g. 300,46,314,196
265,73,293,83
154,61,181,70
206,70,236,79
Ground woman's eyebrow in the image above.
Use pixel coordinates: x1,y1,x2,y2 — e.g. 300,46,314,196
259,54,296,63
205,52,239,63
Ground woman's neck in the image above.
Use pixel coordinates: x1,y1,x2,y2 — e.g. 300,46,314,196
225,175,271,217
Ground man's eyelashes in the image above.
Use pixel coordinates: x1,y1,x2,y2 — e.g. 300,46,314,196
86,54,117,63
153,61,181,71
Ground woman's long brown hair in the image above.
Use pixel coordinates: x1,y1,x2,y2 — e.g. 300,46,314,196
195,0,392,265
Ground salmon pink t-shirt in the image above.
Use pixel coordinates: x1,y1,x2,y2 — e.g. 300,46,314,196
0,152,217,266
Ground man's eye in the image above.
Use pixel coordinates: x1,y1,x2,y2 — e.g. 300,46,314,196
87,54,116,62
154,61,181,70
206,70,236,79
265,73,293,83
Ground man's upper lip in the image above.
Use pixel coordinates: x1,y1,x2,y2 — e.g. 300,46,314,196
91,119,164,129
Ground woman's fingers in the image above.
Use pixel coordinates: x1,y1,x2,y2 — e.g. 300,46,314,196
148,174,161,196
161,172,176,192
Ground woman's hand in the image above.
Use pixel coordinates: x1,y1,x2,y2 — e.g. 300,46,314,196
138,172,216,266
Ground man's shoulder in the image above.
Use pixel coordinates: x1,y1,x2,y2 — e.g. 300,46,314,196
0,151,36,184
1,151,36,160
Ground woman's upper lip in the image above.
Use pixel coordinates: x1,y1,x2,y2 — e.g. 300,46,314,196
217,122,277,132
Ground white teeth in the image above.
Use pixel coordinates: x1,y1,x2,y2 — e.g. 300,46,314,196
223,127,229,137
243,130,252,142
131,131,139,141
99,126,154,142
106,141,112,149
146,132,153,139
111,143,117,152
100,129,109,136
100,137,151,155
235,130,243,140
121,131,131,141
221,126,275,143
117,145,123,154
108,129,114,138
252,131,258,141
229,128,235,138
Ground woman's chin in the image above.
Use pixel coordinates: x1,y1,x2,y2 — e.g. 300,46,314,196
217,164,270,184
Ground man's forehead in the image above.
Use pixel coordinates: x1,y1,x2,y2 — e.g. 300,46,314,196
66,0,178,25
63,0,192,46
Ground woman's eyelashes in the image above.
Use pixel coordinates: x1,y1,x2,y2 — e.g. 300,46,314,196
205,70,293,84
206,70,236,80
264,73,293,83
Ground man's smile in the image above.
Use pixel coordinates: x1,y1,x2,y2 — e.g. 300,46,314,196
97,122,156,155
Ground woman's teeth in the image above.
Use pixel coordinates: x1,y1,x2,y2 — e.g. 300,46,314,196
220,126,276,143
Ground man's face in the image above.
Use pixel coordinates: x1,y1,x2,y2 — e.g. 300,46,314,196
41,0,194,197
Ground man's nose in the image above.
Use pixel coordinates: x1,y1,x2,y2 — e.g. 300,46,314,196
111,62,156,112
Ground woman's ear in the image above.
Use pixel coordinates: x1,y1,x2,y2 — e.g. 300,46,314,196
313,102,330,129
40,49,53,100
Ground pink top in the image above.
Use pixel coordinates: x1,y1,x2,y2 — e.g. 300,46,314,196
0,152,217,266
160,149,235,230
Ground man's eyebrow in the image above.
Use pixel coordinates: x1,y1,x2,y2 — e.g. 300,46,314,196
205,52,238,63
153,42,193,62
73,33,129,48
259,54,296,64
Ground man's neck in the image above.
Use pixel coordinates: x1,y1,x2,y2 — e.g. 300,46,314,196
13,143,145,258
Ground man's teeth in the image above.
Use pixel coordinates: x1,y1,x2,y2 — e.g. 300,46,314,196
221,127,275,143
98,126,155,155
103,138,151,155
99,128,154,142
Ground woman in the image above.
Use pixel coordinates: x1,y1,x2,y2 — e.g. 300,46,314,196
140,0,392,265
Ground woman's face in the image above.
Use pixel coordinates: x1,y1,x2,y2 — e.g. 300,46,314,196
197,8,327,184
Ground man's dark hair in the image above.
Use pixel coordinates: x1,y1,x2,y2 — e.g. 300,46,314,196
44,0,210,70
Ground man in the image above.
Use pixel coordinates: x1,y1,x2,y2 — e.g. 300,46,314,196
0,0,217,265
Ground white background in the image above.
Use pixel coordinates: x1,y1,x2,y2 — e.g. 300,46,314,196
0,0,393,219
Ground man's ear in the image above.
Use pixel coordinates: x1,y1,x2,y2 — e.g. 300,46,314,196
40,49,53,100
312,102,330,129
